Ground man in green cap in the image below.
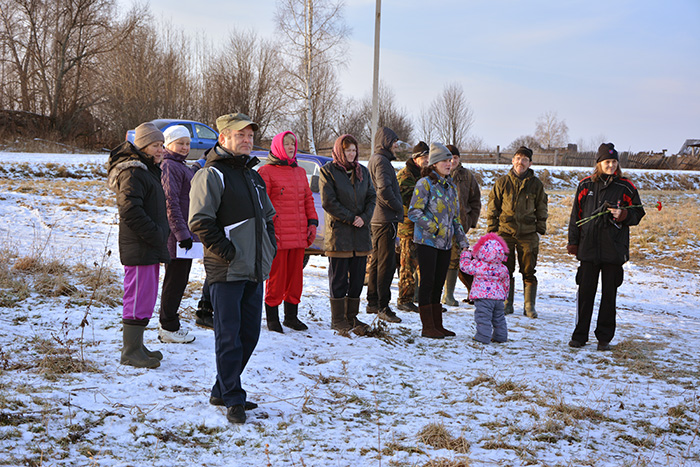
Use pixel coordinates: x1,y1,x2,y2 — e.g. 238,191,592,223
189,113,277,425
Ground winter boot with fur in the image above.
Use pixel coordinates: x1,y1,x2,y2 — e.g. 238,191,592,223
346,297,370,334
419,304,444,339
283,301,308,331
330,298,351,332
266,304,283,333
121,323,160,369
523,282,538,318
504,277,515,315
432,303,456,337
441,269,459,306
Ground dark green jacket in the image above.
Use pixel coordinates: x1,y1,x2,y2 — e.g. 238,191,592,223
487,168,548,237
397,158,422,239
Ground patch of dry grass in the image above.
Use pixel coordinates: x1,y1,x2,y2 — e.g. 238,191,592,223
422,458,471,467
417,423,470,454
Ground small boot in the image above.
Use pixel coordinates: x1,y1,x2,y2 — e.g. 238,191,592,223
265,304,283,333
330,298,351,332
195,300,214,330
121,323,160,369
418,304,444,339
441,269,459,306
523,282,538,318
432,303,456,337
283,302,308,331
504,277,515,315
346,297,369,334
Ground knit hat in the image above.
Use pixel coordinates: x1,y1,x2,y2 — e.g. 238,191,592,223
596,143,619,163
446,144,460,157
428,142,452,166
134,122,164,150
215,112,259,133
514,146,533,160
163,125,191,147
412,141,429,158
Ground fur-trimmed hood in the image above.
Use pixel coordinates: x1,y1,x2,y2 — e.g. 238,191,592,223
472,232,509,263
107,141,152,193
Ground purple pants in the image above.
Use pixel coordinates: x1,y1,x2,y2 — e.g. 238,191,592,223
123,264,160,321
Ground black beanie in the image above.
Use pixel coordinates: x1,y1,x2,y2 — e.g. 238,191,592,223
514,146,533,160
412,141,429,158
596,143,619,163
445,144,460,157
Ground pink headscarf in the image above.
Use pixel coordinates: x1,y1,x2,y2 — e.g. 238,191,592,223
332,134,362,181
270,131,298,165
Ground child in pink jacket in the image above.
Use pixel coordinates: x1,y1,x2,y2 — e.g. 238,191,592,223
460,233,510,344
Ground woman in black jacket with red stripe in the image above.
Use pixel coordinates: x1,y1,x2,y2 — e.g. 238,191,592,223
567,143,645,350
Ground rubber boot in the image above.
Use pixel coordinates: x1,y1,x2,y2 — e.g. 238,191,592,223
330,298,351,332
265,304,283,333
142,342,162,360
346,297,369,334
523,282,538,318
283,302,308,331
419,304,444,339
121,324,160,369
441,269,459,306
504,277,515,315
432,303,456,337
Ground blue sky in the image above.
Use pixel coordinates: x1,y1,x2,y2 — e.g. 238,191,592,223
127,0,700,152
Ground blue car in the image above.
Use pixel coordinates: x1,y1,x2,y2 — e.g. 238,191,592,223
126,119,218,160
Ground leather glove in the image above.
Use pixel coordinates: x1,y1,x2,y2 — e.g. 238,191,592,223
567,244,578,256
179,238,193,251
306,225,317,247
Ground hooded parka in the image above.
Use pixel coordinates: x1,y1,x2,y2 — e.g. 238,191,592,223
107,141,170,266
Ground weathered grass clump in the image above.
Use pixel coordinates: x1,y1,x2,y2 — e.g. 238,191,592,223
417,422,470,454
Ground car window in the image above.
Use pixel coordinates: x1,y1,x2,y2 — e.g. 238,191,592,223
296,160,319,177
195,124,217,140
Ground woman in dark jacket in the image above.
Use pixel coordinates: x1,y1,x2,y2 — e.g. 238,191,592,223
107,122,170,369
567,143,645,350
320,134,376,333
157,125,197,344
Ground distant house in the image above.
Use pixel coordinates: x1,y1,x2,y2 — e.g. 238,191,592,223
678,139,700,157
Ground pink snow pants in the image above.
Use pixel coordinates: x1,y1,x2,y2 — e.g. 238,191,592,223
122,264,160,321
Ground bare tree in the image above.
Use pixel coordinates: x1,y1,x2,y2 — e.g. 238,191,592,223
275,0,350,153
430,82,474,147
334,96,369,143
201,30,290,143
508,135,542,152
535,111,569,150
0,0,143,140
416,104,435,144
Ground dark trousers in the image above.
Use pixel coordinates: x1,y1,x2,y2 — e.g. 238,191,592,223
210,280,262,407
572,262,624,344
159,258,192,331
366,222,397,308
328,255,368,299
416,244,451,306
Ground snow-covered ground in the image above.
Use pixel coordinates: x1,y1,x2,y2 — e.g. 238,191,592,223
0,153,698,466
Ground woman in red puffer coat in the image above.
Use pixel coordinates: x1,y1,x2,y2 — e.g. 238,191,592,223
258,131,318,333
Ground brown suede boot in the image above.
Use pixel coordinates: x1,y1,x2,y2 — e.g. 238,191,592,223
330,298,351,332
432,303,456,337
419,304,444,339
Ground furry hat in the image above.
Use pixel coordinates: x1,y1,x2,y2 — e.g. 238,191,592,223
472,232,509,263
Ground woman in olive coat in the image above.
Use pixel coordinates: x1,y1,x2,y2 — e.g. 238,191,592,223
320,134,376,333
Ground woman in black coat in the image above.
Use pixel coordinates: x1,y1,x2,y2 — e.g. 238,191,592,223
107,122,170,368
320,134,376,333
567,143,645,350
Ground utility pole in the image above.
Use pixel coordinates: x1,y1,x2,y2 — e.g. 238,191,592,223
305,0,317,154
370,0,381,151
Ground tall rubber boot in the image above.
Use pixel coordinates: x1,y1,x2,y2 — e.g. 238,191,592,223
265,304,283,333
419,304,444,339
523,282,538,318
432,303,456,337
504,277,515,315
346,297,369,334
121,323,160,369
330,298,351,332
441,269,459,306
283,302,308,331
